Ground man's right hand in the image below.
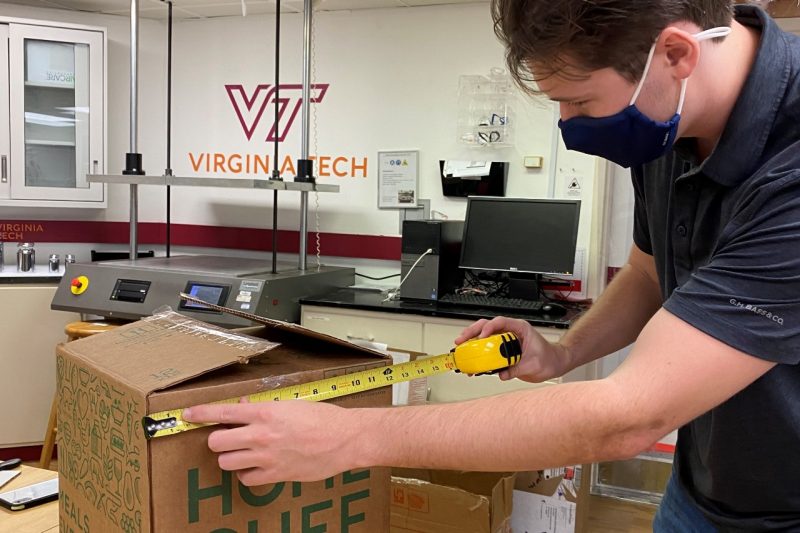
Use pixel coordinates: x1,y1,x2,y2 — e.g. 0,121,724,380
455,317,573,383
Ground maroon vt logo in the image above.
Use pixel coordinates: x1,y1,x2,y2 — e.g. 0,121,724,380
225,83,330,142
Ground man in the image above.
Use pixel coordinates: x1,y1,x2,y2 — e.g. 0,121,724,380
184,1,800,529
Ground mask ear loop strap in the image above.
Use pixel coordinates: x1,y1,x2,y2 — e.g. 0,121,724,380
630,44,657,106
630,26,732,110
694,27,733,41
676,27,731,114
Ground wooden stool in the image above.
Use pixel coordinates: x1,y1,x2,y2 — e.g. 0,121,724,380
39,321,121,470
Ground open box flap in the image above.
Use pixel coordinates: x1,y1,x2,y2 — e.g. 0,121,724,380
57,308,282,395
180,292,388,358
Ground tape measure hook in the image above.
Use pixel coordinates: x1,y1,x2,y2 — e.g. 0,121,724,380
143,416,178,439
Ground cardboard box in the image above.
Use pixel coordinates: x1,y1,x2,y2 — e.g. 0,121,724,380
56,307,393,533
512,466,586,533
390,468,514,533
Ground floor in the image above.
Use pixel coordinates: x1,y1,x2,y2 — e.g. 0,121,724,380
586,494,657,532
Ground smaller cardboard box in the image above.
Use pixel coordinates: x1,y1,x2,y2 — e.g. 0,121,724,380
512,466,585,533
390,468,514,533
56,307,393,533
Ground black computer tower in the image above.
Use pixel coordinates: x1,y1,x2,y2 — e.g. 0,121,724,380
400,220,464,301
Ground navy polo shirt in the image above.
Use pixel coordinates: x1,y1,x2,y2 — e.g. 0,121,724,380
631,5,800,531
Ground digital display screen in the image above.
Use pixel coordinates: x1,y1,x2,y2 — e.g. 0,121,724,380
180,282,230,312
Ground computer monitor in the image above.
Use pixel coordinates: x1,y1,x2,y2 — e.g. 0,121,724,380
459,197,581,299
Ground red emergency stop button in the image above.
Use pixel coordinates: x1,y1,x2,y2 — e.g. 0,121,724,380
70,275,89,295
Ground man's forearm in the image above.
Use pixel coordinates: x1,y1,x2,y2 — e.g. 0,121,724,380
353,379,657,472
560,262,662,372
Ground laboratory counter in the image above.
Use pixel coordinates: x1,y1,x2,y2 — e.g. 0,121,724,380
0,268,64,284
300,287,586,329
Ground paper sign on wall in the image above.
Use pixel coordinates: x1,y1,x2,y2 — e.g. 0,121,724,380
565,175,583,198
378,150,419,209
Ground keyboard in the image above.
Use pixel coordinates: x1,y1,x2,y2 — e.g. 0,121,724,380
438,293,557,313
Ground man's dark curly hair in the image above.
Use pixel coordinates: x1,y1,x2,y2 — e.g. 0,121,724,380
492,0,735,92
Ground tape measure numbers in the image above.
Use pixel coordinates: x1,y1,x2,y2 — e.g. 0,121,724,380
143,332,521,439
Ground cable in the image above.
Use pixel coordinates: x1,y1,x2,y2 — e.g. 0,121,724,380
383,248,433,302
461,269,508,298
540,275,575,301
355,272,402,281
271,0,282,275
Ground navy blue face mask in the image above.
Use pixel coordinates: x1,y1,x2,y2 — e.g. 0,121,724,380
558,27,731,168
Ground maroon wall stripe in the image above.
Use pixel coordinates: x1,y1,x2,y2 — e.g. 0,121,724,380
0,445,50,462
607,266,623,284
0,220,402,260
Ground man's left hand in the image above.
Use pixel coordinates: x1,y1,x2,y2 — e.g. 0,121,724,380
183,400,363,486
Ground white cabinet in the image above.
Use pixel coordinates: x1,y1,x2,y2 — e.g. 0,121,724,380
302,306,425,352
0,20,106,207
301,305,591,403
0,284,80,447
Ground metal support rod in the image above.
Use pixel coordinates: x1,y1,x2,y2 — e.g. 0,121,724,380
272,191,278,274
130,0,139,155
274,0,281,175
299,192,309,270
300,0,312,161
298,0,313,271
129,0,140,260
166,0,173,258
130,184,139,258
272,0,281,275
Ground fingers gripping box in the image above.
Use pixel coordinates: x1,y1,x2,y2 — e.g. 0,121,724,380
56,307,392,533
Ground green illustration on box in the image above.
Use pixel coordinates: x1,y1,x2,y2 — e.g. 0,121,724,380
57,354,144,533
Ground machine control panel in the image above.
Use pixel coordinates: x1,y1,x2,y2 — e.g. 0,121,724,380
110,279,152,303
178,282,231,314
51,256,356,328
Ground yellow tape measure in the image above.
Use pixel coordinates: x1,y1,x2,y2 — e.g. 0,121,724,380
143,332,521,439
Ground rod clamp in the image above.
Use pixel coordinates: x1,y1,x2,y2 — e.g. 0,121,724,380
123,153,145,175
294,158,316,183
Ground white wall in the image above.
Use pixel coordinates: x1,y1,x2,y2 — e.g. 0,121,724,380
166,5,599,292
168,5,561,235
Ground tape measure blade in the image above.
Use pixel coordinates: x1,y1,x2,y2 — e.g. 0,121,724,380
251,353,453,403
145,353,455,439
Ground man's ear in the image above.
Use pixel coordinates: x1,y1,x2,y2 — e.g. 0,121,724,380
658,26,701,80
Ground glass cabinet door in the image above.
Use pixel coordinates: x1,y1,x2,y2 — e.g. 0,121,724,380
9,24,104,202
0,25,10,201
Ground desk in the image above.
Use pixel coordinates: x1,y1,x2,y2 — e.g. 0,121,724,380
0,466,58,533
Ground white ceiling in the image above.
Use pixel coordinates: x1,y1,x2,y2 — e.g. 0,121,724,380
1,0,488,19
